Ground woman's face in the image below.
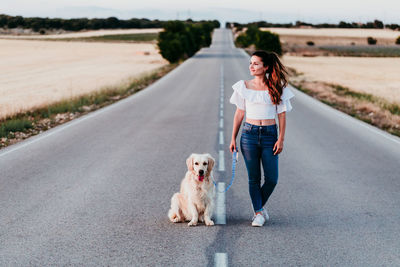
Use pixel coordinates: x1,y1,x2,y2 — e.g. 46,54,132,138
249,56,268,76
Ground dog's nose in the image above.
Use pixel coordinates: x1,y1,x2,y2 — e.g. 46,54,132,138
199,170,204,175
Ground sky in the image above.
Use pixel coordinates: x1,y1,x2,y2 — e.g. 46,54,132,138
2,0,400,24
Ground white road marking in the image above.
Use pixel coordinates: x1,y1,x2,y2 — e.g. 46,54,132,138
213,63,228,266
214,252,228,267
214,182,226,225
218,150,225,171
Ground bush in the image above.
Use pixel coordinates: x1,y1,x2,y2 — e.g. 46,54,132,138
234,25,282,55
246,25,259,42
255,30,282,56
306,41,315,46
396,36,400,45
367,37,377,45
157,20,218,63
235,33,251,47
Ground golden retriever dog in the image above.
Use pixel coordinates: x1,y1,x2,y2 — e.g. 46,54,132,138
168,153,215,226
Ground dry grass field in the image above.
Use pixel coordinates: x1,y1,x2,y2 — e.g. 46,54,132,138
282,55,400,104
0,38,168,119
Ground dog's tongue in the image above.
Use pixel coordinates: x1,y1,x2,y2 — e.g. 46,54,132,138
199,175,204,182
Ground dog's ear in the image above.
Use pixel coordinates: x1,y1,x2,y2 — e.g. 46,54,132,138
206,154,215,173
186,154,194,171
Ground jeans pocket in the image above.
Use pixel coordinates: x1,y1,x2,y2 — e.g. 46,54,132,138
242,125,251,133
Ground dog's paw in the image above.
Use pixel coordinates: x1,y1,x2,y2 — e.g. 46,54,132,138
172,217,181,223
205,220,214,226
188,220,197,226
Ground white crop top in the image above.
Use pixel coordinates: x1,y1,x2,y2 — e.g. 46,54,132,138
229,80,295,119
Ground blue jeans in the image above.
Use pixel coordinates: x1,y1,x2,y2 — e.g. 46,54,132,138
240,122,279,213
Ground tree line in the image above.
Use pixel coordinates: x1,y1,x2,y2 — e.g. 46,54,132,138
227,20,400,31
0,14,167,32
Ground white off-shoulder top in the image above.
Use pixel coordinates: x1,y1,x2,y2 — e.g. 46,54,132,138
229,80,295,119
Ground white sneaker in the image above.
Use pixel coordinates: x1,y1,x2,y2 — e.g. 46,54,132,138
262,209,270,221
251,213,265,227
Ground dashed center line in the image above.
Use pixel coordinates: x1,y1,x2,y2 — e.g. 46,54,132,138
219,131,224,145
214,63,228,265
215,182,226,224
214,252,228,267
218,150,225,171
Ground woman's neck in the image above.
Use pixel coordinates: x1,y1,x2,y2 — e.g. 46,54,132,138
252,75,266,86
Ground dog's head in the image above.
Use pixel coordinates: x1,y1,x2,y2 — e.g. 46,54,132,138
186,153,215,182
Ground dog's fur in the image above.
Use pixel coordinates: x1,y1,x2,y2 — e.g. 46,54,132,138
168,153,215,226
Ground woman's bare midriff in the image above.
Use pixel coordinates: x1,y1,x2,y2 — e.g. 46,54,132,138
246,118,276,126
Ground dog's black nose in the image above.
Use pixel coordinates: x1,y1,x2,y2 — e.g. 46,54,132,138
199,170,204,175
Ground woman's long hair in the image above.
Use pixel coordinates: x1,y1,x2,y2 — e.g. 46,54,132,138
252,50,288,105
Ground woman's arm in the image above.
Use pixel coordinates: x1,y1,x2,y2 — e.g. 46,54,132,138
274,111,286,155
230,108,245,152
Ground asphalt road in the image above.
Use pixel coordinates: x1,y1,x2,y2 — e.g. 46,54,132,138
1,28,400,266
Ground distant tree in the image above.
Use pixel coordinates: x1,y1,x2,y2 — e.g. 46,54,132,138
158,22,186,63
386,24,400,30
246,24,259,41
200,22,214,46
7,16,19,28
339,21,353,28
363,22,375,28
105,17,119,29
373,20,384,29
316,23,336,28
255,30,282,56
48,18,63,29
157,20,218,63
235,33,251,47
367,37,377,45
31,20,44,32
295,21,313,27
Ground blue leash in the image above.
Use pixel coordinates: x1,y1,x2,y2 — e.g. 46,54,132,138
213,150,238,193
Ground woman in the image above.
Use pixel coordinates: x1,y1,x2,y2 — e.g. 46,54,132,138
229,50,294,227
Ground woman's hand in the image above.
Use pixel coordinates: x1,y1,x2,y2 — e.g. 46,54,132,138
273,138,284,155
229,139,237,153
